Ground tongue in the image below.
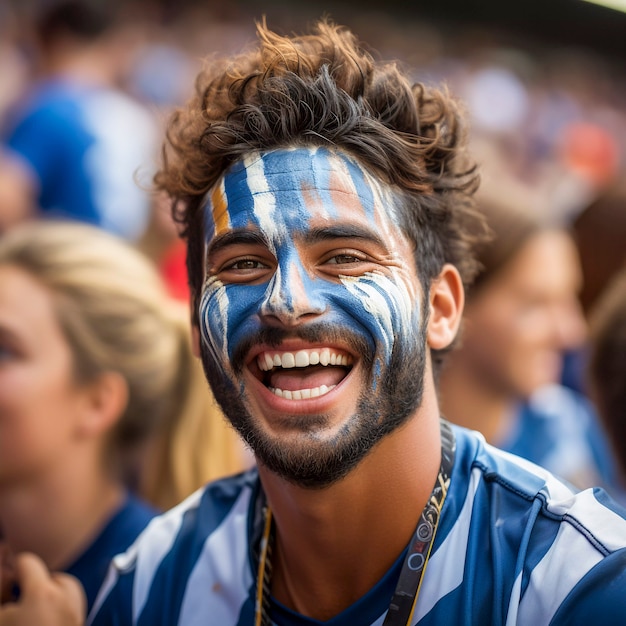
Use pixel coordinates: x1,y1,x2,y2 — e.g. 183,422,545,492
269,365,347,392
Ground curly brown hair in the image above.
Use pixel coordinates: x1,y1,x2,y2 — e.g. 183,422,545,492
155,18,486,334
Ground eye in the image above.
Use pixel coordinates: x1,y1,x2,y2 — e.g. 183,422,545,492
213,253,275,285
326,253,362,265
322,248,370,266
318,248,379,279
226,259,269,271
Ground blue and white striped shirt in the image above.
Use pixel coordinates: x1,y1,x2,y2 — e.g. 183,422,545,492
89,424,626,625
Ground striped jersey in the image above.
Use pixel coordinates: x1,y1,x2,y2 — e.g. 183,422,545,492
88,423,626,625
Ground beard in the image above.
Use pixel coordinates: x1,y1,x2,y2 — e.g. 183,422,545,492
200,319,428,489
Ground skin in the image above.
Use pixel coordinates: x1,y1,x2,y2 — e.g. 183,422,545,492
0,265,125,617
199,146,427,488
0,553,84,626
0,265,91,488
439,229,587,444
196,146,464,618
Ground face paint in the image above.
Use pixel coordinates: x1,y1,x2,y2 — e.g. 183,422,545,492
198,146,429,487
200,147,418,371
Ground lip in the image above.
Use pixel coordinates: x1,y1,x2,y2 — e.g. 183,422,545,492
244,340,359,415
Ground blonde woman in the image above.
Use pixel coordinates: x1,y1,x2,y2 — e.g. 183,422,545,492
0,221,246,613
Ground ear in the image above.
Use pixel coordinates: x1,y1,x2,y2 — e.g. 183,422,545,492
427,263,465,350
76,371,129,438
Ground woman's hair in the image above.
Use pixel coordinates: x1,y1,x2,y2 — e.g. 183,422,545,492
467,197,544,298
588,267,626,479
154,18,486,334
0,221,245,509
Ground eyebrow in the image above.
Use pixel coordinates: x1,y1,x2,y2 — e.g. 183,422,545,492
304,225,389,249
207,229,270,257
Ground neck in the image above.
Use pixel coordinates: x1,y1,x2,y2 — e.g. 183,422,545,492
258,391,442,621
439,357,516,445
0,455,124,571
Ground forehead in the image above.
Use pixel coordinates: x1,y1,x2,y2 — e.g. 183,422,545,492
0,265,60,338
504,231,581,292
204,146,400,241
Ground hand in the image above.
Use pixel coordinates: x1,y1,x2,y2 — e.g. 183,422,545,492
0,552,85,625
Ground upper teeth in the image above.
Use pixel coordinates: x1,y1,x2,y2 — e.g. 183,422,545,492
257,348,352,371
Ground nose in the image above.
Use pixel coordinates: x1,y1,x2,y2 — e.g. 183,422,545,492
259,258,326,326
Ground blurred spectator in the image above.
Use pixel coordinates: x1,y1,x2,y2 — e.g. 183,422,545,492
438,194,622,495
138,190,190,302
0,221,248,612
557,181,626,394
572,181,626,316
0,0,158,239
588,267,626,487
0,4,28,125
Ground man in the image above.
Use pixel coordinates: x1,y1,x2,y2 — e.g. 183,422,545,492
3,18,626,626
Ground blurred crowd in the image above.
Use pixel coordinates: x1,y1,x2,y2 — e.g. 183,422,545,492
2,0,624,303
0,0,625,614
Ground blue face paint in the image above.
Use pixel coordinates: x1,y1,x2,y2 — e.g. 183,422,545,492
199,146,421,387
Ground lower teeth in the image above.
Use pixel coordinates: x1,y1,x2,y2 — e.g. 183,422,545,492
269,384,336,400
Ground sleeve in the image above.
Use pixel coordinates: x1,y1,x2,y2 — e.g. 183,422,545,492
5,106,66,189
548,548,626,625
5,98,96,214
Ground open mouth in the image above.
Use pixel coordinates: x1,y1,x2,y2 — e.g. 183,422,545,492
255,347,354,400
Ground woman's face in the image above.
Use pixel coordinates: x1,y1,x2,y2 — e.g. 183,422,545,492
460,230,587,399
0,265,89,486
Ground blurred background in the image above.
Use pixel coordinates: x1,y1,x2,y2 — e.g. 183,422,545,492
1,1,626,591
0,0,625,331
2,0,624,310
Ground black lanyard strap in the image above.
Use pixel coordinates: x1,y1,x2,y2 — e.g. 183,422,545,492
383,419,455,626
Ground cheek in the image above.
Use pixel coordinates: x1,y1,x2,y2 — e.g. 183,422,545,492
339,271,418,359
199,279,232,365
0,372,77,477
199,280,268,363
198,269,420,368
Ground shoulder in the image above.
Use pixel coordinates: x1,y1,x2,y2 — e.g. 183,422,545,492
548,548,626,625
87,470,259,626
4,82,91,165
526,383,596,421
115,469,258,572
441,424,626,624
6,81,85,129
453,422,626,530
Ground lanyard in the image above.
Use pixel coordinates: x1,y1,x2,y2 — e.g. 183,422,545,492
254,419,456,626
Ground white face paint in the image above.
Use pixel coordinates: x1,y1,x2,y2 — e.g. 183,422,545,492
196,145,430,487
200,146,420,378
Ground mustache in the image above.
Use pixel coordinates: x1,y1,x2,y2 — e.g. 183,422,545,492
231,324,373,374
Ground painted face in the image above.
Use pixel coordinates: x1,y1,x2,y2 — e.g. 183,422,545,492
198,146,428,487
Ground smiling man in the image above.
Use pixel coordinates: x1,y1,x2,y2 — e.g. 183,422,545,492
8,18,626,626
197,146,432,490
